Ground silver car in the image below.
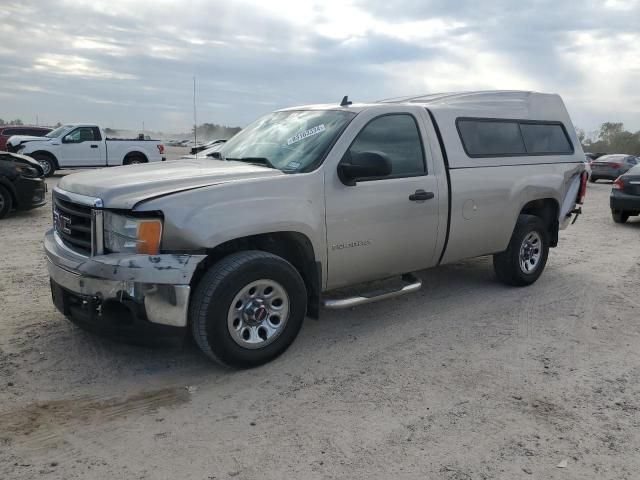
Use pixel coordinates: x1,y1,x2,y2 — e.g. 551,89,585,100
590,154,639,182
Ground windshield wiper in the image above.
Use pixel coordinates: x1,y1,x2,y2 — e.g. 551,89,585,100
225,157,277,169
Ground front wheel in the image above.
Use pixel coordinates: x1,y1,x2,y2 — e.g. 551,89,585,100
493,214,550,287
32,153,56,177
190,251,307,368
612,210,629,224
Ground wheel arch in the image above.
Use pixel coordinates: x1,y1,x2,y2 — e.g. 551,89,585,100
192,231,321,318
519,198,560,247
123,151,148,164
30,150,59,169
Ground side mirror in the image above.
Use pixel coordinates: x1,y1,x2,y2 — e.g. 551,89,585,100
338,151,392,186
62,135,73,143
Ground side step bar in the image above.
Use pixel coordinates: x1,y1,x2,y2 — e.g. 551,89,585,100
323,274,422,310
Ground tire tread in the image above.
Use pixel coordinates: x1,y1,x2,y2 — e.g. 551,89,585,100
190,250,303,367
493,214,549,287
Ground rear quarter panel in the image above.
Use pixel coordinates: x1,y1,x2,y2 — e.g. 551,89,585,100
106,141,162,165
441,162,583,263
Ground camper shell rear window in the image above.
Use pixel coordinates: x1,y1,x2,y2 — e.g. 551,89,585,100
456,118,574,158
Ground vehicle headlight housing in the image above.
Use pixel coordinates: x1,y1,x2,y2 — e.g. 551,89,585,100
103,211,163,255
15,164,41,178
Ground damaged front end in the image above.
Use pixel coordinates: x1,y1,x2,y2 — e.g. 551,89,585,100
45,188,206,341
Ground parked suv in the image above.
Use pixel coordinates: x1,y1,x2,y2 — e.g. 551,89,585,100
44,91,587,368
0,126,51,151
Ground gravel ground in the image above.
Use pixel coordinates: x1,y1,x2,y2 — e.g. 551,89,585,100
0,176,639,479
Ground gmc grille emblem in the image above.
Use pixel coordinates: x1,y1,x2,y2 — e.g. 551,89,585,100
53,210,72,235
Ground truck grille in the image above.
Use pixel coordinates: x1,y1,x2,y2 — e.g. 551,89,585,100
53,195,93,255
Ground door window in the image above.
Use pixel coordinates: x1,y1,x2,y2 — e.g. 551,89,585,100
347,114,426,177
66,127,96,143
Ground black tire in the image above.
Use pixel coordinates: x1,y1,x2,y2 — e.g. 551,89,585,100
190,251,307,368
123,155,146,165
32,153,56,177
612,210,629,224
0,185,13,219
589,176,597,183
493,214,550,287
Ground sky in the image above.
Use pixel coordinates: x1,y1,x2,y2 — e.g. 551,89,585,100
0,0,638,134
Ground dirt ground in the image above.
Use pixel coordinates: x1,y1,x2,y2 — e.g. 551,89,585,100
1,173,639,479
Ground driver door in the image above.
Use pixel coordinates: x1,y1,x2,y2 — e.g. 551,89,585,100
324,109,441,290
62,127,103,166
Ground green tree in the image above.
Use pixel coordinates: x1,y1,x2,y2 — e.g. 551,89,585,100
582,122,640,155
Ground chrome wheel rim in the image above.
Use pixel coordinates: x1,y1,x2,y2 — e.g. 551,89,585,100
227,279,290,349
519,231,542,274
38,160,51,175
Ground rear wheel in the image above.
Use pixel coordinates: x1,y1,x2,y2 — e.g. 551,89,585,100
190,251,307,368
612,210,629,224
32,153,56,177
123,155,146,165
0,185,13,219
493,214,550,287
589,176,597,183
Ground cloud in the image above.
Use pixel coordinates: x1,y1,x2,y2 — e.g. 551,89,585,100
0,0,638,132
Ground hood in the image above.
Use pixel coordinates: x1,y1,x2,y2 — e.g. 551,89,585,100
8,135,50,147
0,151,45,175
58,158,284,209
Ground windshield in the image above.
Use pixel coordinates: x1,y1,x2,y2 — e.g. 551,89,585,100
218,110,355,172
45,125,74,138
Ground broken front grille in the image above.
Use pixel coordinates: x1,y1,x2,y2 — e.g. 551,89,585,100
53,194,93,255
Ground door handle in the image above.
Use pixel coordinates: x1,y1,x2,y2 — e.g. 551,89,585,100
409,189,435,201
90,145,98,148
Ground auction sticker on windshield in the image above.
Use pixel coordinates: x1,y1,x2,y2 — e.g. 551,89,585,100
287,124,325,146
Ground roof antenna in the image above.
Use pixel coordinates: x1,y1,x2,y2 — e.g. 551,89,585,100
340,95,352,107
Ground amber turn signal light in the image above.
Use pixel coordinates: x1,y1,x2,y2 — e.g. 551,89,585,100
137,220,162,255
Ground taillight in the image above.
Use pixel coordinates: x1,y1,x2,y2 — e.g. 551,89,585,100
157,144,165,154
578,171,588,204
610,162,622,169
613,177,624,190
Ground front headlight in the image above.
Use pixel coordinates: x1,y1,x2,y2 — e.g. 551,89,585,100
15,164,41,178
104,211,163,255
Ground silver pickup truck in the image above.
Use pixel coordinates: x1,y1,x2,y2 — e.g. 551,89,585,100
45,91,587,367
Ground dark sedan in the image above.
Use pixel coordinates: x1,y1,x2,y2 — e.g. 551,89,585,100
0,152,47,219
590,154,639,182
610,165,640,223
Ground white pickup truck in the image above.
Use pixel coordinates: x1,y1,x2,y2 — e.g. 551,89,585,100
8,124,165,177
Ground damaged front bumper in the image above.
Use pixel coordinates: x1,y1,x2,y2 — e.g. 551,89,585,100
44,228,206,335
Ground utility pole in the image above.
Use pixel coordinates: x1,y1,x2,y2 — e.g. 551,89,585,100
193,76,197,154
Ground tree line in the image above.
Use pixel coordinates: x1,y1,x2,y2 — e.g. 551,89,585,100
0,119,25,126
577,123,640,155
